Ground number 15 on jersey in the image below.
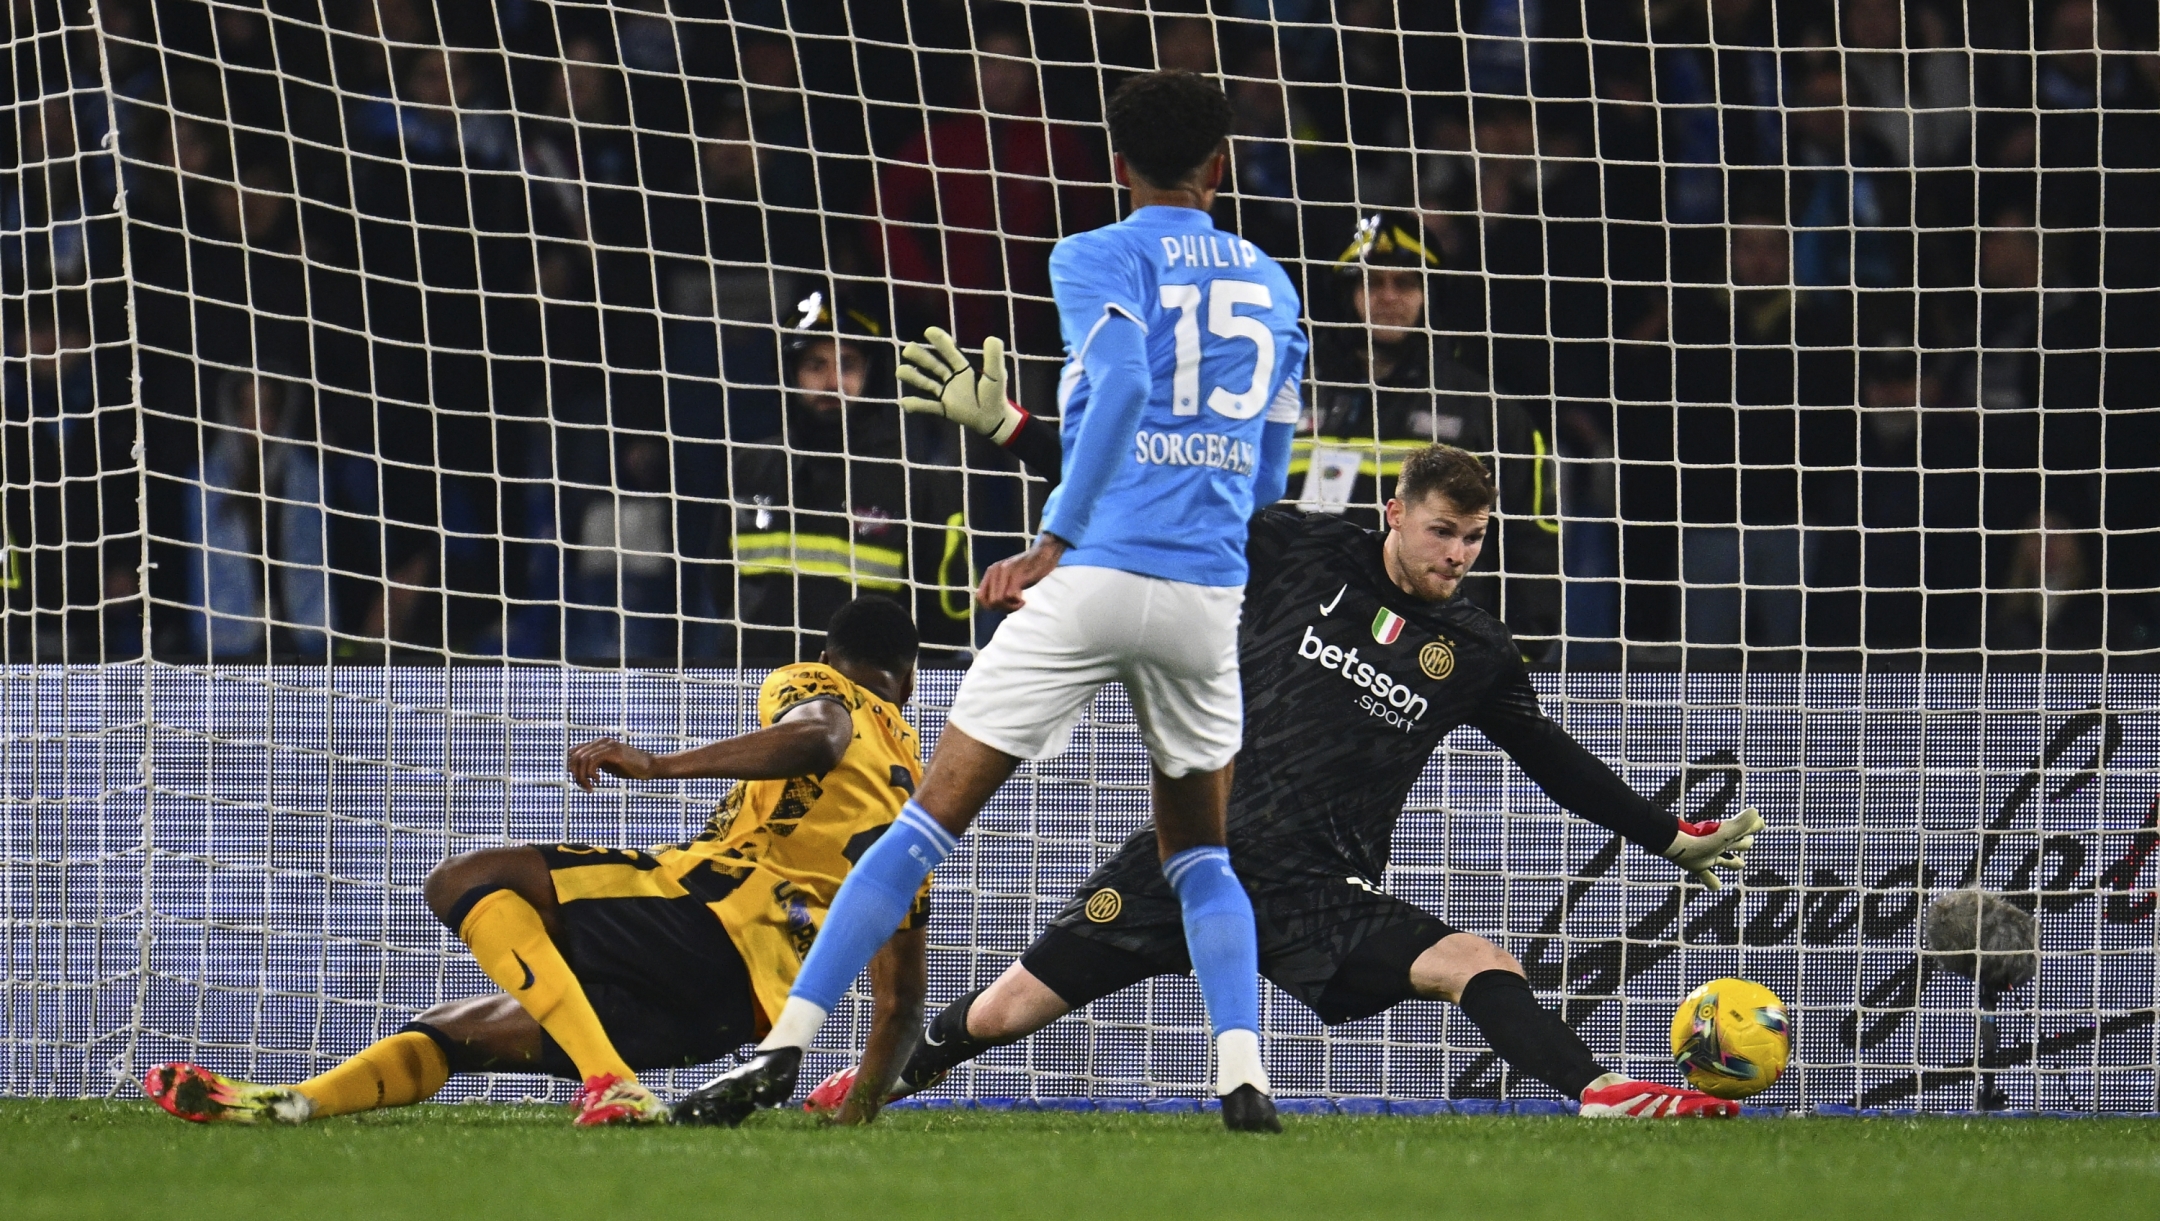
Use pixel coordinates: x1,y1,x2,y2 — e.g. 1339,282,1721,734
1160,279,1277,421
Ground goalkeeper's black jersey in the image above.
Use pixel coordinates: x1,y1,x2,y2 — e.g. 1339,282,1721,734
1228,508,1677,883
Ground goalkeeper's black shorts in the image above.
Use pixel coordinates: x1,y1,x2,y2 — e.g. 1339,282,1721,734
528,843,757,1079
1031,847,1458,1026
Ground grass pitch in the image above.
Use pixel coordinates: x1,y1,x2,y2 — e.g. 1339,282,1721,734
3,1100,2156,1220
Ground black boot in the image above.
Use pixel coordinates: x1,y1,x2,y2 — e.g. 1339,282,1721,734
896,988,998,1095
671,1046,803,1127
1219,1083,1281,1133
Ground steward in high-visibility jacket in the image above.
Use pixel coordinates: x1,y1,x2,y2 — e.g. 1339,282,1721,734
1296,213,1562,654
714,290,973,662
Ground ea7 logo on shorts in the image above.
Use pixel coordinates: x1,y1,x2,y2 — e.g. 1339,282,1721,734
1085,888,1123,923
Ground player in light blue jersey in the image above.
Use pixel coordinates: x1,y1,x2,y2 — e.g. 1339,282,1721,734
677,70,1303,1134
1032,168,1306,586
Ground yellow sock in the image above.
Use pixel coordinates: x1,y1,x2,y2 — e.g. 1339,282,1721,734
458,887,636,1083
295,1031,451,1118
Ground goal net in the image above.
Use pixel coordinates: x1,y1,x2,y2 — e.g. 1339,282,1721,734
7,0,2160,1114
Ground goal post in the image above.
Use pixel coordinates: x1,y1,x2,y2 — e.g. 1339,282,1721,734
5,0,2159,1113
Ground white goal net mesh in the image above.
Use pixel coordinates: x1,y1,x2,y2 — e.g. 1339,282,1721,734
6,0,2160,1113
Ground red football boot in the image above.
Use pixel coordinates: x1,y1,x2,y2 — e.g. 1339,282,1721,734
803,1065,859,1115
572,1073,668,1126
1578,1079,1741,1118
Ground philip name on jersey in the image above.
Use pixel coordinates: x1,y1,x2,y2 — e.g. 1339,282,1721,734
1156,232,1266,270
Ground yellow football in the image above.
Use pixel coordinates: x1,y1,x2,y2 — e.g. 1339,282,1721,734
1670,978,1790,1100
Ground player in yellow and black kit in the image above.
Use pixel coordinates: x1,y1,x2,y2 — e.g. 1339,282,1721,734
142,596,928,1128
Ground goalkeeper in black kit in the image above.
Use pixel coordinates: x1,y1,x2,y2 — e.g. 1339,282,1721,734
816,336,1762,1119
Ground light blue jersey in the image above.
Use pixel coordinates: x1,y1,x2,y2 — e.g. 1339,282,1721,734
1039,205,1308,586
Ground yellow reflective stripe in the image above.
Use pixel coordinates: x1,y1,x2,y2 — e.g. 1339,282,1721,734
1290,437,1436,480
936,511,973,622
1530,428,1560,535
734,530,907,590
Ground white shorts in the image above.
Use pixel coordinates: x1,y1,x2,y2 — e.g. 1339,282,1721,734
947,565,1244,778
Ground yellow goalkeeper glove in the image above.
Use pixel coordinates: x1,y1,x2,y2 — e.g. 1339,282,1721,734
898,327,1023,444
1662,807,1763,890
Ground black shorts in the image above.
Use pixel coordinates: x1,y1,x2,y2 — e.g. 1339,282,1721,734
1030,840,1458,1026
528,844,757,1078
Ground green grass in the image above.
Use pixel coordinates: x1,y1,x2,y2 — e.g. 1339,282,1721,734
3,1100,2157,1220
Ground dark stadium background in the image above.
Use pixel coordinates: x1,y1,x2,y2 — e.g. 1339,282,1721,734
9,0,2157,668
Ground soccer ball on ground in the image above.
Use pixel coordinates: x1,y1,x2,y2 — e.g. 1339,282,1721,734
1670,978,1790,1100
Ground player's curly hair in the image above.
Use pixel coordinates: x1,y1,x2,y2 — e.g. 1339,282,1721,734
1393,445,1496,514
825,595,920,672
1106,70,1232,189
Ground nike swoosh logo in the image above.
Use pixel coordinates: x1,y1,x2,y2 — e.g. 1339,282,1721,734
512,950,536,991
923,1029,946,1047
1319,584,1346,616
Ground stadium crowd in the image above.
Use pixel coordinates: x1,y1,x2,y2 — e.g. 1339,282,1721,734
5,0,2158,667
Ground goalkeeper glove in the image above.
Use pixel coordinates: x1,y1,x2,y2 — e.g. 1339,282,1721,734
1662,807,1763,890
898,327,1025,444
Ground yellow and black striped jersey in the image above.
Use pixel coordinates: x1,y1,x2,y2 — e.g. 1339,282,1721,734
647,662,927,1026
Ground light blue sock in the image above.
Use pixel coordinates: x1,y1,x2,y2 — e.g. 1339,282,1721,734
788,800,955,1011
1163,845,1260,1036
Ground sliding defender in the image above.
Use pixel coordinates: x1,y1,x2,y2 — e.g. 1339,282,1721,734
145,597,928,1128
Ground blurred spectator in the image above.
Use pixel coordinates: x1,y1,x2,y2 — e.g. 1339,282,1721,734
1990,509,2103,652
1939,202,2105,416
694,107,787,441
210,164,304,319
1843,0,1972,168
615,0,680,74
1337,0,1411,202
567,438,677,662
1465,0,1533,97
174,373,328,659
735,32,820,270
521,35,633,245
1225,46,1305,258
1471,98,1537,220
397,49,517,168
713,289,972,661
867,25,1108,360
1647,0,1725,223
1083,0,1156,71
3,96,108,290
1669,213,1852,657
3,314,103,660
2038,0,2147,110
4,318,94,430
1855,348,1937,653
700,102,770,269
1301,212,1564,651
1966,208,2043,412
1788,58,1906,290
1706,0,1782,169
1154,16,1217,74
1673,213,1847,404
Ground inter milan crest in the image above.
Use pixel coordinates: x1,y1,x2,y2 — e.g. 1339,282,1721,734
1419,640,1455,681
1084,888,1123,923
